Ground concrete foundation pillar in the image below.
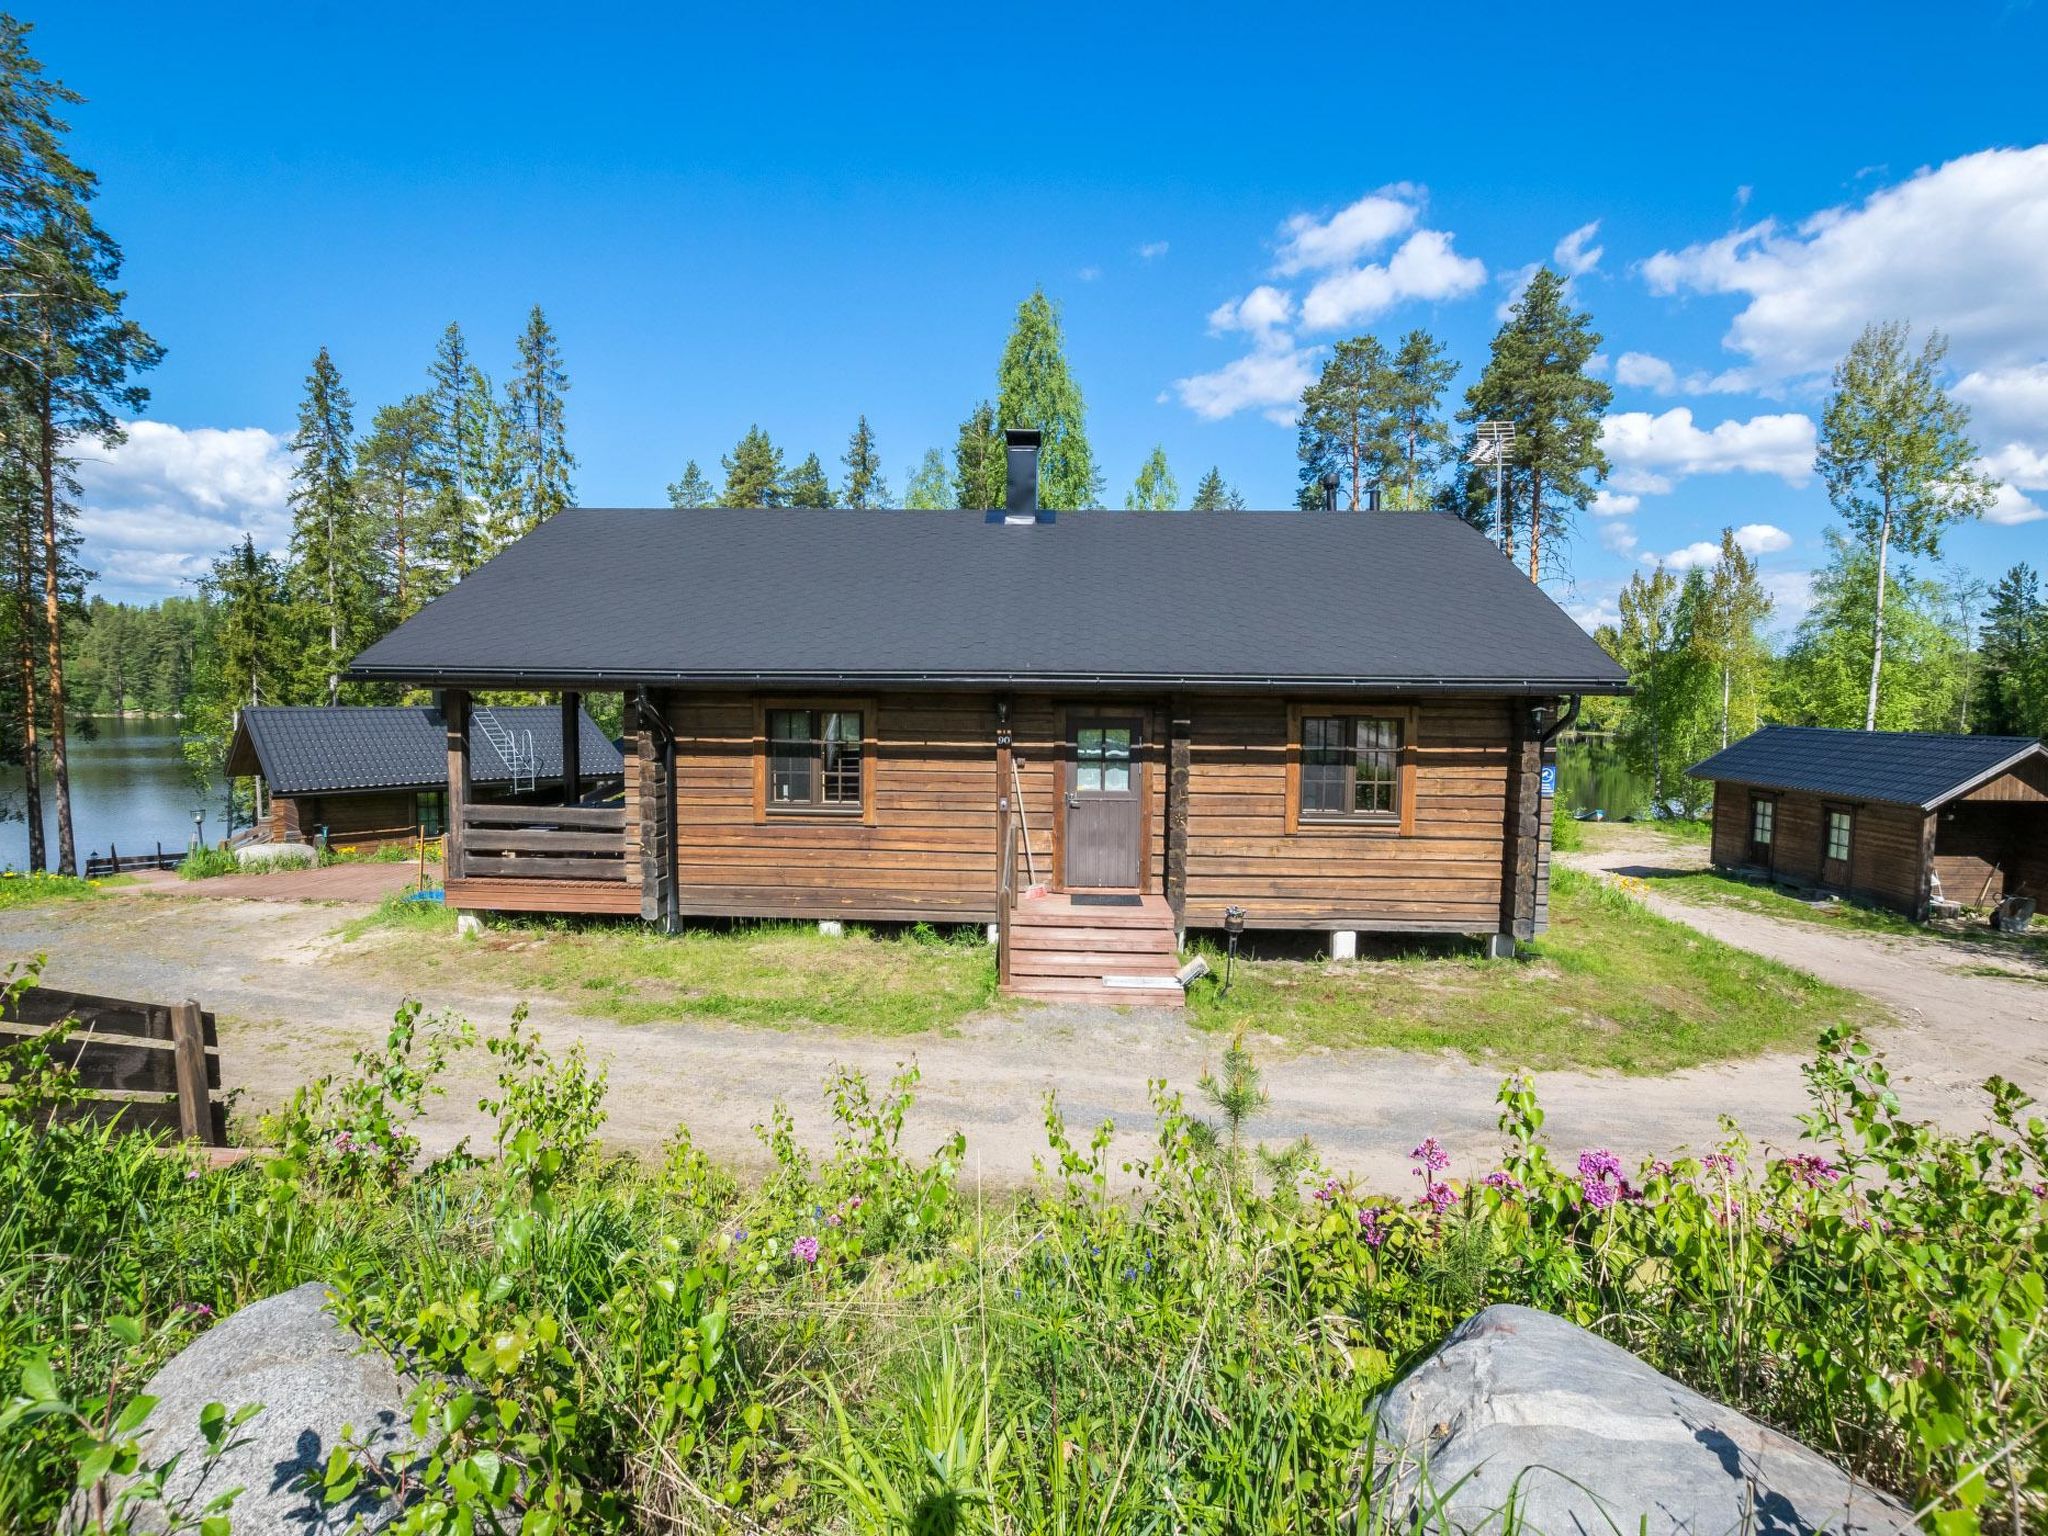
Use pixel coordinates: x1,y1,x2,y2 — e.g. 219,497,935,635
1330,930,1358,960
455,909,485,939
818,920,845,938
1485,932,1516,959
985,923,1000,944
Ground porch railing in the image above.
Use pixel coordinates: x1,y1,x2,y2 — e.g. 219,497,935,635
996,805,1017,986
457,803,629,883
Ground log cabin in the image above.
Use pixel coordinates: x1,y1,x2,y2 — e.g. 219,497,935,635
1689,726,2048,919
226,704,622,849
348,432,1627,1002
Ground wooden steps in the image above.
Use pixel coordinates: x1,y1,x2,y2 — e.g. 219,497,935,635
1003,893,1184,1007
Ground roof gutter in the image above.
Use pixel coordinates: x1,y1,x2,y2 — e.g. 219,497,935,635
348,664,1631,696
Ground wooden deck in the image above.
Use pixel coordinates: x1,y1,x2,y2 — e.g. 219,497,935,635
1003,891,1185,1008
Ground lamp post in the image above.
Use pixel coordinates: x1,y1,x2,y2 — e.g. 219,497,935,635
1222,905,1247,996
191,808,205,852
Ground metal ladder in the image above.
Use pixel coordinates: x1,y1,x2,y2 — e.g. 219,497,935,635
472,707,537,792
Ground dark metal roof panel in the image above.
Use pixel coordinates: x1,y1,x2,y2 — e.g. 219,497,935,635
231,705,623,796
348,507,1629,693
1687,725,2046,810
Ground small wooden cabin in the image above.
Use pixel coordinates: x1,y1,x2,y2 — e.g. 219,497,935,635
1689,726,2048,918
348,434,1627,1000
226,704,622,848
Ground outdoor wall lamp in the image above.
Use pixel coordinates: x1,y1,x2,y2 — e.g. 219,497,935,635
1222,905,1247,996
191,808,205,850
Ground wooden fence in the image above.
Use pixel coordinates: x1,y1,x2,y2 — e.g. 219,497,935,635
0,986,227,1145
82,843,186,879
456,803,629,882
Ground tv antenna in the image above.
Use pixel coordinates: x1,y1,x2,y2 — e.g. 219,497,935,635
1469,422,1516,552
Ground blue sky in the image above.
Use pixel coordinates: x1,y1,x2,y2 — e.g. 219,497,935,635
42,1,2048,633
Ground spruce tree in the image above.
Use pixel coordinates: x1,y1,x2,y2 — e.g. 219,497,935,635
840,415,889,507
666,460,715,507
360,394,442,620
903,448,951,509
719,426,785,506
995,289,1099,508
1976,564,2045,737
1385,329,1457,508
952,402,1003,508
1462,268,1611,583
1190,467,1244,510
182,535,288,809
425,323,485,585
504,305,575,540
286,348,373,706
784,452,836,508
1816,322,1996,730
1125,446,1179,510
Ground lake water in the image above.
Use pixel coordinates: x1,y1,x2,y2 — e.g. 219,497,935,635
1554,735,1654,821
2,717,229,872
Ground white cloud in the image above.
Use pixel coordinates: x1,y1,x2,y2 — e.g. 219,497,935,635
1733,522,1793,554
1763,569,1816,627
1641,525,1793,574
1601,408,1816,495
1985,482,2047,526
1301,227,1486,330
1612,349,1753,397
1567,596,1620,633
1137,241,1169,261
1554,221,1604,277
1641,145,2048,383
1076,265,1102,282
1592,491,1640,518
1598,521,1639,555
1272,187,1419,275
1207,284,1293,341
1173,346,1320,422
1957,363,2048,456
1983,439,2048,489
74,421,294,601
1644,541,1725,572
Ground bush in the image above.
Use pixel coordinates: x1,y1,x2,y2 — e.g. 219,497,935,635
175,846,240,880
0,976,2041,1532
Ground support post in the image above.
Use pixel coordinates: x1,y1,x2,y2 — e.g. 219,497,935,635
1496,702,1542,947
995,696,1014,987
169,1000,211,1144
1166,699,1191,925
1330,930,1357,960
560,689,582,804
444,689,470,883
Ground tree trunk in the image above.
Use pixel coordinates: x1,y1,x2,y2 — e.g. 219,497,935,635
36,387,76,876
1720,662,1731,749
15,569,43,873
1864,505,1892,731
1501,467,1516,563
1527,470,1545,585
1348,420,1360,512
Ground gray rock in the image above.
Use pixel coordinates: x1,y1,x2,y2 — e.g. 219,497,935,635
237,841,317,870
1367,1305,1917,1535
73,1282,419,1535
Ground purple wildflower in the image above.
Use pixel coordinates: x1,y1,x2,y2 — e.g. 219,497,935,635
1781,1153,1844,1189
1419,1180,1457,1215
1578,1149,1625,1211
175,1301,214,1321
825,1212,843,1228
1312,1177,1340,1204
1703,1153,1737,1176
791,1235,820,1266
1357,1206,1387,1247
1482,1170,1525,1197
1409,1137,1450,1175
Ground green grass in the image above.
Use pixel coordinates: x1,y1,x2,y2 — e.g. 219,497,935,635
1641,866,1927,937
0,871,132,907
1187,866,1876,1072
337,897,1001,1034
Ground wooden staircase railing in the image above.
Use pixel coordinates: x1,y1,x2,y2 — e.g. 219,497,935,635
457,802,629,882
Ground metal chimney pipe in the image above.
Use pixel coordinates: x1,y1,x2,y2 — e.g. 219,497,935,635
1320,469,1340,511
1004,428,1042,515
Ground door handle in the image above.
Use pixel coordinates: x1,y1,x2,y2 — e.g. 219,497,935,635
1066,793,1081,808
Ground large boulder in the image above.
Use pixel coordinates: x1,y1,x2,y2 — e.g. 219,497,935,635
76,1283,419,1535
1368,1305,1916,1535
236,841,316,870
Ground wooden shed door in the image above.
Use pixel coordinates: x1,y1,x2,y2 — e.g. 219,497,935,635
1822,806,1853,889
1748,793,1776,869
1064,717,1143,889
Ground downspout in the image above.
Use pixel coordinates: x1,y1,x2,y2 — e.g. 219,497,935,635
635,688,681,934
1538,694,1581,747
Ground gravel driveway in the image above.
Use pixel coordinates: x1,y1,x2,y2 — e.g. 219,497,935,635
4,869,2041,1191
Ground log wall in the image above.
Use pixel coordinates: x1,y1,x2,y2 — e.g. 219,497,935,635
1709,783,1931,916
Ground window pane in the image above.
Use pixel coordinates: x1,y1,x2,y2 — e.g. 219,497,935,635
821,713,862,804
1753,800,1773,843
1101,728,1131,792
1302,717,1347,814
1827,811,1850,861
769,709,816,805
1353,718,1400,815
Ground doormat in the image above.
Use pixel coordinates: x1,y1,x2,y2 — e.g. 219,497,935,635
1071,893,1143,907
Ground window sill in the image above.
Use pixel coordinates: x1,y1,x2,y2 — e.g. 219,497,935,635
765,806,866,819
1296,815,1403,834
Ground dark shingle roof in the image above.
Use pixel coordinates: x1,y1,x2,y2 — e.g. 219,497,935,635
348,506,1628,694
1687,726,2047,810
225,705,622,796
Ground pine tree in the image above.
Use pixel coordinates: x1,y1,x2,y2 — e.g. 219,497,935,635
425,323,485,586
1816,321,1996,730
1298,335,1393,509
666,460,715,507
1385,329,1457,509
360,394,442,621
784,452,836,508
286,348,374,706
1976,564,2045,737
1295,415,1343,509
1693,529,1774,749
1190,467,1244,510
903,448,951,510
1125,445,1179,510
0,20,164,873
1462,268,1610,583
503,305,575,542
2,432,45,868
182,536,287,809
719,426,785,506
840,415,889,507
952,402,1003,508
995,289,1099,508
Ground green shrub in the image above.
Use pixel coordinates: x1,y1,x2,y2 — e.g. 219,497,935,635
175,846,240,880
1,970,2041,1532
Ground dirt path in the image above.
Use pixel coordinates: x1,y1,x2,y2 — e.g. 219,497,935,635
1563,827,2048,1123
5,874,2040,1191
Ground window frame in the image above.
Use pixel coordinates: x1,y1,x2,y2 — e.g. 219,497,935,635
415,789,448,838
1285,704,1417,836
752,699,877,823
1750,793,1776,848
1824,805,1853,866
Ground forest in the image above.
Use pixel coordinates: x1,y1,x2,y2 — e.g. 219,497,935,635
5,12,2044,877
